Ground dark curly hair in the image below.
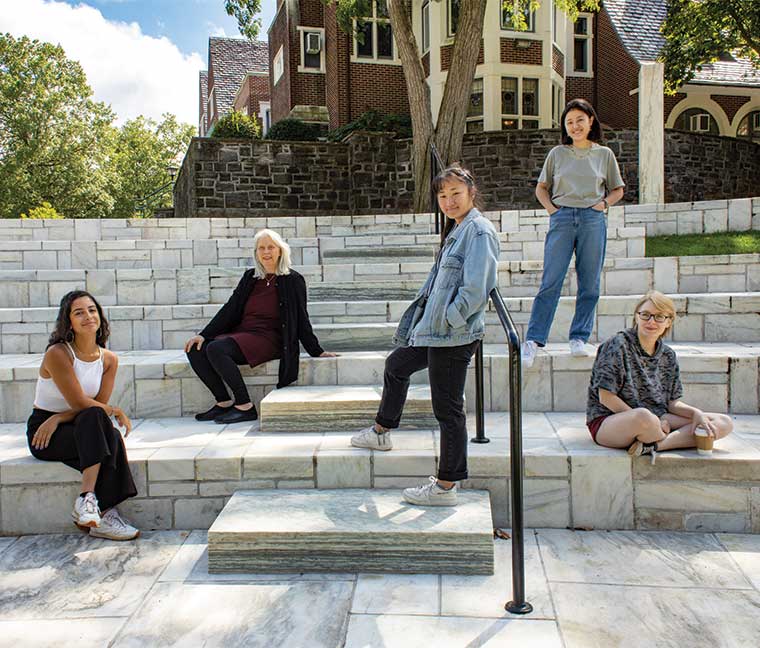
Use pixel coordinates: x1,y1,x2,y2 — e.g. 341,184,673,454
48,290,110,349
432,164,484,242
560,98,603,145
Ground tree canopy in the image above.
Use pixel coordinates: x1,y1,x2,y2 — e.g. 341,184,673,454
661,0,760,93
0,33,194,218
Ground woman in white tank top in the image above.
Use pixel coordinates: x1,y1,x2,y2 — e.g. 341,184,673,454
27,290,139,541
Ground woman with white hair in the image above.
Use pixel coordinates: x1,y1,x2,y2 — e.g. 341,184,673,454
185,229,336,424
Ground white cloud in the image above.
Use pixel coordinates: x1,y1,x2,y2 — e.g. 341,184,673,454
1,0,205,126
206,22,227,37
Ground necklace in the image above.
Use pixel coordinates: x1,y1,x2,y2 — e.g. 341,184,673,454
567,143,595,159
73,341,99,360
265,273,276,287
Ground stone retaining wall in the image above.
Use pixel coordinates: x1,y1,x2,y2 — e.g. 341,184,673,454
172,130,760,215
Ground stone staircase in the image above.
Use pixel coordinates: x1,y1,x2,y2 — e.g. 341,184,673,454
0,198,759,548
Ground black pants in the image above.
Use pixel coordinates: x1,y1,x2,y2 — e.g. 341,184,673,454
26,407,137,511
186,338,252,406
376,342,478,482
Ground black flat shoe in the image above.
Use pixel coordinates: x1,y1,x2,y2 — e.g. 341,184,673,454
214,407,258,424
195,405,232,421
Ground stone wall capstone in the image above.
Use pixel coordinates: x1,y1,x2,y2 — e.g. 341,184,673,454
174,129,760,217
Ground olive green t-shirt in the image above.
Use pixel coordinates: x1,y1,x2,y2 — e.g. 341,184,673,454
538,144,625,209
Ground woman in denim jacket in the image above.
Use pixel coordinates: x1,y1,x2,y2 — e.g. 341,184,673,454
351,165,500,506
522,99,625,368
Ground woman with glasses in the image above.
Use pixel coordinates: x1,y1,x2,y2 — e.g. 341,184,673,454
586,291,733,459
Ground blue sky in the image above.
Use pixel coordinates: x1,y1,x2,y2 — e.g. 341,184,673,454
1,0,277,126
59,0,277,56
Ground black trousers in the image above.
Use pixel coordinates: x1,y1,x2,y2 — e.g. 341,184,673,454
26,407,137,511
376,342,478,482
186,338,251,406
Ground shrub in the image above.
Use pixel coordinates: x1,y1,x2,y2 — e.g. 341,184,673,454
266,118,323,141
327,110,412,142
211,111,260,139
20,202,64,219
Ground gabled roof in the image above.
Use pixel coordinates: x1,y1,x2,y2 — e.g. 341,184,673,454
603,0,760,88
208,37,269,119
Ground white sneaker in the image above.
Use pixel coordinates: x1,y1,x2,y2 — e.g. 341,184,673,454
89,509,140,541
403,476,458,506
351,425,393,451
569,339,591,357
521,340,538,368
71,492,101,529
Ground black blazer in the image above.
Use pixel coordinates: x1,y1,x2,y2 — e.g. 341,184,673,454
200,269,324,388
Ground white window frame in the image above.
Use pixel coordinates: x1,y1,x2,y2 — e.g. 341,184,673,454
273,45,284,84
500,76,541,130
500,1,536,33
258,101,271,137
465,77,484,133
421,1,430,53
352,1,399,65
446,0,459,39
690,113,712,133
297,26,325,73
551,83,564,127
207,87,216,123
570,12,593,77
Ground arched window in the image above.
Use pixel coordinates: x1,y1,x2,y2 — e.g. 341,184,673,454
737,110,760,145
674,108,719,135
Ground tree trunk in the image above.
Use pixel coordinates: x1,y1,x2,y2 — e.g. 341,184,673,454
387,0,434,213
434,0,488,166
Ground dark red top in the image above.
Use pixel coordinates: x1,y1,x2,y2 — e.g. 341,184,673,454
216,277,282,366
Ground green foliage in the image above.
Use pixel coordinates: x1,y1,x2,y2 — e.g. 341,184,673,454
225,0,262,40
646,231,760,258
327,110,412,141
211,110,261,139
661,0,760,93
20,201,63,219
106,114,196,219
0,33,115,219
266,118,323,142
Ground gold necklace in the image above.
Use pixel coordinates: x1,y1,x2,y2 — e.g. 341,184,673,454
73,341,99,360
265,273,276,287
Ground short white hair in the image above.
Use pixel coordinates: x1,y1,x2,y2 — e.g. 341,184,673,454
252,228,292,277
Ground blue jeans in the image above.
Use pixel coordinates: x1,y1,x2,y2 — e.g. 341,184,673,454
526,207,607,345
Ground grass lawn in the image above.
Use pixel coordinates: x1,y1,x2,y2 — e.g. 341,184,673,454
646,230,760,257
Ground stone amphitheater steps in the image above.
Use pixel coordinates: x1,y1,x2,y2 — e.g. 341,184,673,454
259,384,437,432
1,252,757,307
206,488,495,575
2,292,757,354
1,411,758,535
2,344,758,423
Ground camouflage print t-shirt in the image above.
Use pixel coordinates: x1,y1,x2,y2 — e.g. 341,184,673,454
586,328,683,423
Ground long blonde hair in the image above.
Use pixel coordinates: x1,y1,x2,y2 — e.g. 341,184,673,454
252,229,292,277
632,291,676,339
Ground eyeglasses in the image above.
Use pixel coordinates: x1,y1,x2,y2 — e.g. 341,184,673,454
637,311,671,323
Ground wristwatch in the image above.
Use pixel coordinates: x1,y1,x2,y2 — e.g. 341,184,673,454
602,198,609,212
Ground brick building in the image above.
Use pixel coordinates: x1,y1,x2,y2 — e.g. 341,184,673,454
199,36,270,137
257,0,759,142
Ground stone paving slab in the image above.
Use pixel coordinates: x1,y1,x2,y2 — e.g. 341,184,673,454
0,528,758,647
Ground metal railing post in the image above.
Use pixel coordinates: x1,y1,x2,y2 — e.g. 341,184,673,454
471,340,489,443
489,288,532,615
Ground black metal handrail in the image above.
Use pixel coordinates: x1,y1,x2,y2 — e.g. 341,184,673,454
135,180,174,218
485,286,533,615
428,141,530,613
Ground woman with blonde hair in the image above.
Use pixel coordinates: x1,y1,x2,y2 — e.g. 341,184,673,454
185,229,336,424
586,290,733,460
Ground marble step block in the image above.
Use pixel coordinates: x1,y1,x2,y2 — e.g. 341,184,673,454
259,385,438,432
207,489,494,575
316,322,396,351
322,246,436,265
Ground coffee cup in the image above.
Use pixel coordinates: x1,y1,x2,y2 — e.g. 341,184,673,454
694,426,714,456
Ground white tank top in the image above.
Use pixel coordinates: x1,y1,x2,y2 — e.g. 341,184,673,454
34,343,105,413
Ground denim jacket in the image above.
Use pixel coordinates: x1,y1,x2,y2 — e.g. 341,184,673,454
393,208,500,348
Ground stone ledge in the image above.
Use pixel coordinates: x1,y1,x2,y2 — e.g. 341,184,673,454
1,413,758,536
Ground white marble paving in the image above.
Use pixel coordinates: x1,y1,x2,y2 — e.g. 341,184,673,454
0,618,126,647
537,529,753,589
0,531,186,619
0,537,18,556
352,573,440,615
717,533,760,590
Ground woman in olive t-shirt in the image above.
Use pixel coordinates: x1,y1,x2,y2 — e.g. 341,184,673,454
522,99,625,368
